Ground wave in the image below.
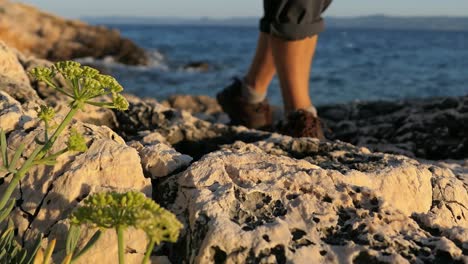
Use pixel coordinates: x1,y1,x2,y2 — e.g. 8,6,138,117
146,50,169,70
75,49,170,71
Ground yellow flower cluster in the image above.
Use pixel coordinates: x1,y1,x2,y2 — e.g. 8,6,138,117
71,191,183,244
30,61,129,111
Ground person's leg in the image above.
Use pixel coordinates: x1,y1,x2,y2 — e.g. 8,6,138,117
215,32,274,129
270,35,318,114
243,32,276,97
215,5,277,130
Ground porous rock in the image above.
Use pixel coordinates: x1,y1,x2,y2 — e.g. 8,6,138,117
129,140,193,178
114,95,271,160
161,137,467,263
159,94,468,160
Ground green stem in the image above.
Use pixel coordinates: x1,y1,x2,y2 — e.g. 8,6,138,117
141,239,155,264
85,101,115,108
35,148,68,165
44,119,49,142
0,105,78,210
37,106,78,160
117,226,125,264
44,79,73,98
0,147,39,210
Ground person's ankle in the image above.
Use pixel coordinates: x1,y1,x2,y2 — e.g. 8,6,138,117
241,77,267,104
286,105,318,118
304,105,318,117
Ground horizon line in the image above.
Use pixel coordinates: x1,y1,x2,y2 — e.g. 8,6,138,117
81,14,468,19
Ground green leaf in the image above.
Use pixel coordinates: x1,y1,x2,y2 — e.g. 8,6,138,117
8,143,25,172
42,239,55,264
0,227,14,250
1,129,8,168
72,230,102,261
33,158,57,166
15,248,27,264
0,223,19,263
66,225,81,255
24,235,42,264
34,135,46,146
0,198,15,222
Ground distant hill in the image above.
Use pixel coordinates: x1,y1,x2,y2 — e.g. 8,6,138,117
83,16,258,26
83,15,468,31
327,15,468,31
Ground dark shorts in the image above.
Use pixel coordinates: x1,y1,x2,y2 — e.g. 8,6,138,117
260,0,332,40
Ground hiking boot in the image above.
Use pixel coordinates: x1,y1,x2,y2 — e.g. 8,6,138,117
280,109,325,139
216,78,273,130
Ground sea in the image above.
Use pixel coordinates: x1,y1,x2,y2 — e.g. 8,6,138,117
80,24,468,106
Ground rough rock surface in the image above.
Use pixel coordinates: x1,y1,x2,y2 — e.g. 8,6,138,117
158,94,468,161
0,91,31,133
318,96,468,160
2,41,467,263
162,95,228,124
0,0,148,65
129,140,192,179
160,137,467,263
0,95,152,263
114,95,271,160
0,41,43,107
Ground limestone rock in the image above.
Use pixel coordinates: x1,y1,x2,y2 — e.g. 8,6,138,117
114,95,271,160
0,100,151,263
0,41,43,107
160,94,468,160
0,41,30,84
159,137,467,263
131,141,193,178
415,165,468,230
0,0,148,65
0,91,29,133
162,94,228,124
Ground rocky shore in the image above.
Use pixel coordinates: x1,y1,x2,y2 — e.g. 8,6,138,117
0,0,148,65
0,34,467,264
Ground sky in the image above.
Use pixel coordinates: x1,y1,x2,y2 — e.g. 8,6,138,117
15,0,468,18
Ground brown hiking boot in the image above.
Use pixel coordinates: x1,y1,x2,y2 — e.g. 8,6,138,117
216,78,273,130
280,109,325,139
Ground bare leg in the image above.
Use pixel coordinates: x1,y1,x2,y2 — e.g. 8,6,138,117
270,35,318,113
244,32,276,94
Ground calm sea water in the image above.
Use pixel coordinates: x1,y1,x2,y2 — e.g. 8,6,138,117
82,24,468,106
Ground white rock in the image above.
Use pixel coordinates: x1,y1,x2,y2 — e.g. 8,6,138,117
139,143,192,178
1,113,151,263
165,141,466,263
0,91,25,133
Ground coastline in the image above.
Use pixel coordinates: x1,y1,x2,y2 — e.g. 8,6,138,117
0,41,466,263
0,1,466,263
